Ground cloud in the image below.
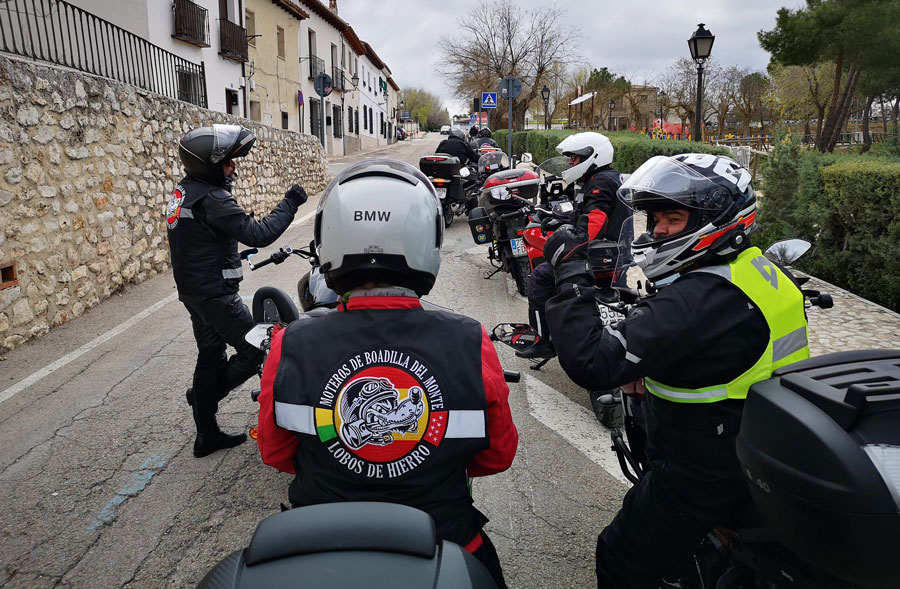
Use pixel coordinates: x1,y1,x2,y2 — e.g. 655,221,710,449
336,0,804,114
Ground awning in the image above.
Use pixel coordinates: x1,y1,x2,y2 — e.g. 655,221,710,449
569,92,597,106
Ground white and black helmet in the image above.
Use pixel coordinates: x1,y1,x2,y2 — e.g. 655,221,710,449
617,153,756,281
314,159,443,296
555,132,614,185
178,124,256,187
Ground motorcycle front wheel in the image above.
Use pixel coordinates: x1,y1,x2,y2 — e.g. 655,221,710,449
442,201,453,228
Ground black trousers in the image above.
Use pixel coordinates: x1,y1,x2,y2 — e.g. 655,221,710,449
471,530,508,589
183,293,263,433
595,394,750,588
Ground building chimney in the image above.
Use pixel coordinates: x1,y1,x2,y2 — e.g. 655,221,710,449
329,0,338,15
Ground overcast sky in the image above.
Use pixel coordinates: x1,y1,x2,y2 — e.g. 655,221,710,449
336,0,805,114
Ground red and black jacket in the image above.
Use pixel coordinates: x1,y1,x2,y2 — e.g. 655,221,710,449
257,292,518,550
575,167,630,243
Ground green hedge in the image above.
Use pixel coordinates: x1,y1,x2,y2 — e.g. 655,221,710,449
756,130,900,312
492,129,729,173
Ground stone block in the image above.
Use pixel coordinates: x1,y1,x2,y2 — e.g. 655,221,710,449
34,299,48,316
12,298,33,325
39,185,57,198
0,189,13,206
0,285,21,310
30,322,49,338
0,312,8,332
51,310,68,326
33,126,56,144
71,265,88,282
16,107,40,126
5,167,23,185
3,334,25,352
65,146,91,160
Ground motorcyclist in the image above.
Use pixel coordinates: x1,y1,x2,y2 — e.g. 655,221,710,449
255,159,518,588
517,131,632,360
436,128,478,167
542,153,810,588
473,127,499,149
166,124,308,458
469,125,480,138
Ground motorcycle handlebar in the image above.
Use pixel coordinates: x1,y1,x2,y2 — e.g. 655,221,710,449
249,245,316,271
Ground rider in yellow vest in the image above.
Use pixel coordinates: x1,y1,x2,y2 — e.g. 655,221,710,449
542,154,810,588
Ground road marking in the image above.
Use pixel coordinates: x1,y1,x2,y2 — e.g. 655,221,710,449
289,208,317,228
88,454,167,530
524,375,630,486
0,293,178,406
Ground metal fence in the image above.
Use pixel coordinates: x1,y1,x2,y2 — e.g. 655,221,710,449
0,0,207,108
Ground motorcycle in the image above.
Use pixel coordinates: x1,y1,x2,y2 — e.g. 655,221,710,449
594,240,899,589
418,154,470,228
467,160,540,296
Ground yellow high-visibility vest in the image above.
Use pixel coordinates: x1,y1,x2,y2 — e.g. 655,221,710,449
645,247,810,403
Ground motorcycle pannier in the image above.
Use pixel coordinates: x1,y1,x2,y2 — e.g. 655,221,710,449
467,207,493,245
736,350,900,589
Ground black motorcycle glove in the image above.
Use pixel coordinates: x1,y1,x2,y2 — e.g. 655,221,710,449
545,224,591,284
285,184,308,207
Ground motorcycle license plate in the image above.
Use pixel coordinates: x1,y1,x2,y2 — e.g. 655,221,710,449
510,238,526,256
598,305,622,327
435,187,447,200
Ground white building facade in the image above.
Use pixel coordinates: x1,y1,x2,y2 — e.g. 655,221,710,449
68,0,248,117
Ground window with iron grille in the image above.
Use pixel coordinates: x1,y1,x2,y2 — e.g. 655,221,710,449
176,66,203,107
355,110,360,134
282,112,289,130
333,106,342,138
347,106,354,134
310,99,321,139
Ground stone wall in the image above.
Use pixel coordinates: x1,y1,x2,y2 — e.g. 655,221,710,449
0,54,329,353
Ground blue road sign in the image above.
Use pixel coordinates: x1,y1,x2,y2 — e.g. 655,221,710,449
469,113,477,124
481,92,498,108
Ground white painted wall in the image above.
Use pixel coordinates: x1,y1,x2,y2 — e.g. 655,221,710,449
297,7,345,156
68,0,245,116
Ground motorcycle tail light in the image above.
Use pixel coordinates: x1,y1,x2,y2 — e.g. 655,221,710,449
249,425,258,440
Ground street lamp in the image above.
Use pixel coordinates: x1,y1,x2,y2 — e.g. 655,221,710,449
608,99,615,132
688,23,714,142
657,90,666,134
541,85,551,130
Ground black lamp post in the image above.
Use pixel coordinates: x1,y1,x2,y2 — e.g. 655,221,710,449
541,85,551,129
688,23,714,142
657,90,666,133
608,99,615,131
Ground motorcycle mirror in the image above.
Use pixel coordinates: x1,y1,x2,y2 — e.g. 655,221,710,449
244,323,277,350
459,166,471,178
491,323,541,350
521,152,533,163
765,239,811,266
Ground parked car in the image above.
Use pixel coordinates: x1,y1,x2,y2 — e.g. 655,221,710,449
440,125,451,135
396,127,408,141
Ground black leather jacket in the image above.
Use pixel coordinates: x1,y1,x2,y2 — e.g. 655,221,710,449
166,176,298,302
436,136,478,167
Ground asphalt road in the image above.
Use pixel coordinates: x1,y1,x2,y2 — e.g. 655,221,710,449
0,133,631,588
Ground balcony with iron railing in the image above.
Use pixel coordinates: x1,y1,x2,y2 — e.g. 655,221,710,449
172,0,209,47
308,55,325,80
332,67,345,92
218,18,248,62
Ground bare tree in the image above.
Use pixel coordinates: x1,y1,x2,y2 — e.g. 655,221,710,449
439,1,580,131
727,68,770,135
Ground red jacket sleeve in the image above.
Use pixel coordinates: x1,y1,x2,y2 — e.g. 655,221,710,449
257,328,299,474
468,328,518,477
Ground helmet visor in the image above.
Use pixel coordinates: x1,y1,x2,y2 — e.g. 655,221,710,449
618,156,728,212
209,124,249,163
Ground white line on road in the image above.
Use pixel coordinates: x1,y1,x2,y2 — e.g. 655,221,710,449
524,375,630,486
289,208,317,228
0,293,178,406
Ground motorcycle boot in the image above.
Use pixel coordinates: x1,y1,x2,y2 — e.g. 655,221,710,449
190,376,246,458
515,306,556,359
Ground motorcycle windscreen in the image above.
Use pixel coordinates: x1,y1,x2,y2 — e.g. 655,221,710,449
477,151,509,173
588,215,636,284
536,156,571,185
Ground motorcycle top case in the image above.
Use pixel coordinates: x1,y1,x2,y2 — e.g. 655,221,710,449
736,350,900,589
418,154,462,178
479,169,540,208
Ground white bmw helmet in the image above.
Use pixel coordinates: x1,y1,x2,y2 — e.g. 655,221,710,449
314,159,443,296
555,132,614,185
617,153,756,281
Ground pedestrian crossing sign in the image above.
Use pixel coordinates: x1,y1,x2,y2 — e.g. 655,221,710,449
481,92,497,108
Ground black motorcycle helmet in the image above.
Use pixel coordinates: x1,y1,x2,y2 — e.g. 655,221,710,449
478,127,492,138
178,124,257,187
450,128,466,141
